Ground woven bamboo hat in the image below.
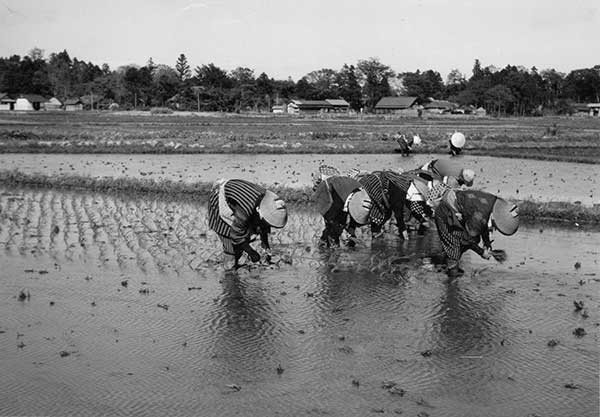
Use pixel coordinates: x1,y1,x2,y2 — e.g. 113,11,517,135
492,198,519,236
450,131,466,148
348,189,372,225
259,190,288,228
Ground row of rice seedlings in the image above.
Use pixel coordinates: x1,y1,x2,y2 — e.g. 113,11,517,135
0,192,25,256
49,191,67,257
0,186,316,272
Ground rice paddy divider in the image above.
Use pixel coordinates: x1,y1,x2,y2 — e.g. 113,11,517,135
1,169,598,225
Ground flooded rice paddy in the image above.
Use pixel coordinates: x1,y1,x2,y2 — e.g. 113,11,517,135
1,153,598,206
0,186,598,416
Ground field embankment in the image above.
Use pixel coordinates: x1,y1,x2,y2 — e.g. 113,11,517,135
1,170,598,225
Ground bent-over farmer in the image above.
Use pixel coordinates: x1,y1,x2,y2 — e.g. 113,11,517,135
208,179,288,268
358,170,433,240
449,131,466,156
395,133,422,157
313,175,372,248
432,188,519,278
420,158,475,187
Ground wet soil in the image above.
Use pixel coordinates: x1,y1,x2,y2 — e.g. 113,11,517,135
1,153,598,206
0,186,598,416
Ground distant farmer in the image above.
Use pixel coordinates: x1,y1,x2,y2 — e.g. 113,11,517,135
358,170,433,240
208,179,288,268
431,188,520,278
420,158,476,187
449,131,466,156
396,133,422,156
313,175,373,248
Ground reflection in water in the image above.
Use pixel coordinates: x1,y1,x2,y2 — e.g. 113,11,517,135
435,282,501,355
0,185,598,417
207,272,283,379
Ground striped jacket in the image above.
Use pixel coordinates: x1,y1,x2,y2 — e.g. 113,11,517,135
358,171,412,226
208,179,266,248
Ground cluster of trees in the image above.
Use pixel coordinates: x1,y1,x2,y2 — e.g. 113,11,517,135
1,48,598,115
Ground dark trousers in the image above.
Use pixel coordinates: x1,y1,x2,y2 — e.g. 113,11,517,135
320,190,356,247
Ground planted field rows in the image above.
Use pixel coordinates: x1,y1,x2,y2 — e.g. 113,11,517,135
0,187,329,275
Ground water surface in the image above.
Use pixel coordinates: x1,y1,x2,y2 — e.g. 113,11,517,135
0,186,598,416
1,153,598,205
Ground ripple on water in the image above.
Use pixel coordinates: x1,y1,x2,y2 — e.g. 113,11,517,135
0,185,598,417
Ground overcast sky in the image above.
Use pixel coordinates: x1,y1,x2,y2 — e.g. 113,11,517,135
1,0,598,81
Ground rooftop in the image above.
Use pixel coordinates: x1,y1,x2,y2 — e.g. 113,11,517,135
375,96,418,109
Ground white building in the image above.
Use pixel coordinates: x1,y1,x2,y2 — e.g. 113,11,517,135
15,94,46,111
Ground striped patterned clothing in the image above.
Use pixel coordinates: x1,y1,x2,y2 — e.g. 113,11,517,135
434,200,468,262
208,179,266,253
359,171,415,226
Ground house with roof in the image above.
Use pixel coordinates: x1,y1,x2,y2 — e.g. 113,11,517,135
64,98,84,111
423,99,458,114
44,97,63,111
374,96,418,114
15,94,47,111
571,103,589,116
287,99,333,114
587,103,600,116
451,104,476,115
0,93,16,111
271,104,286,114
325,99,350,113
474,106,487,116
287,98,351,114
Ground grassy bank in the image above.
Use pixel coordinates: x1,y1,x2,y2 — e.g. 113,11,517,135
1,170,598,225
1,112,599,163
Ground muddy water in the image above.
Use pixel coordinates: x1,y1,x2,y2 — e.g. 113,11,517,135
1,153,598,205
0,186,598,417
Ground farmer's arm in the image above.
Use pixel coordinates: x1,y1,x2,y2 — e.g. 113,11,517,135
481,225,493,250
258,221,271,250
463,224,491,259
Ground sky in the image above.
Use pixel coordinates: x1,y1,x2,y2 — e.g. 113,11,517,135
0,0,598,81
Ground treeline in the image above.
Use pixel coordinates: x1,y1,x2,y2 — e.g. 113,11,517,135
1,48,599,115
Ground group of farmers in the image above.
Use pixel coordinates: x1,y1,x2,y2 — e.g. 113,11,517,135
208,134,519,279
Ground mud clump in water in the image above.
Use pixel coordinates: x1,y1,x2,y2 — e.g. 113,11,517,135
17,290,30,301
382,381,406,396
